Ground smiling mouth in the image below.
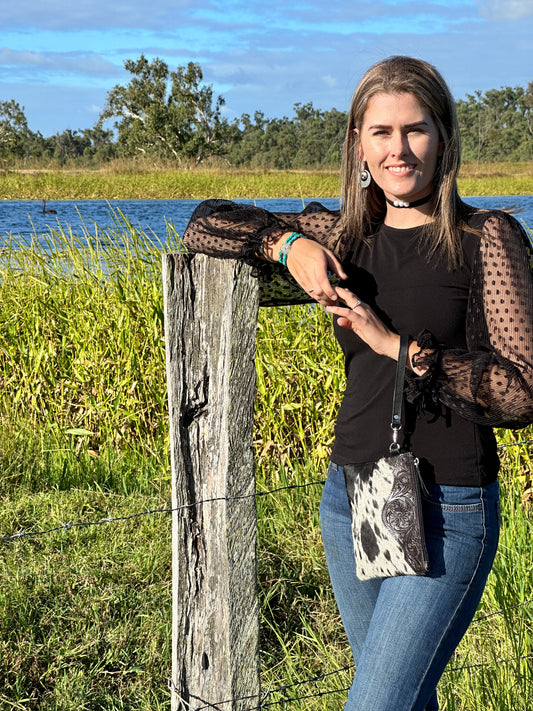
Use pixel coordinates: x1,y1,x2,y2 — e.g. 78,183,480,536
386,164,416,174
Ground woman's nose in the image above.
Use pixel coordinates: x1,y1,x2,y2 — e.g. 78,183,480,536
390,131,408,157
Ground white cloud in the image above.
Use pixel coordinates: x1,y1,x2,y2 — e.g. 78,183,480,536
0,48,48,67
0,48,121,96
478,0,533,19
323,75,338,88
0,48,117,76
0,0,198,31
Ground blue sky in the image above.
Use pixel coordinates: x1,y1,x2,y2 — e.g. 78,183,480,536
1,0,532,136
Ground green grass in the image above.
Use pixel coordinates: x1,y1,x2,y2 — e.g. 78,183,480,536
0,489,172,710
0,214,531,709
0,161,531,200
0,168,340,200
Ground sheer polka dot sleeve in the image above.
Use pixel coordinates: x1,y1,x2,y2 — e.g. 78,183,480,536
182,199,348,305
182,199,346,263
407,212,533,428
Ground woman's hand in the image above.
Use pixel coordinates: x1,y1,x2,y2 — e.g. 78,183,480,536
326,287,401,360
264,232,348,305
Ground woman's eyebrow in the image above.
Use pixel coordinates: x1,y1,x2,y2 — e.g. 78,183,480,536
367,120,430,130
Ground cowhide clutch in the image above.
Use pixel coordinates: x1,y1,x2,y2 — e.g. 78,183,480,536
344,451,429,581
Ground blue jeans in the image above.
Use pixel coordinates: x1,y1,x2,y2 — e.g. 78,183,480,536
319,462,500,711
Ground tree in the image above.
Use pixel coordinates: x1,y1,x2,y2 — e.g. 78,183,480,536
226,103,347,169
52,129,91,164
226,111,268,167
97,55,230,164
456,86,533,163
0,100,31,158
292,103,346,168
81,126,117,163
168,62,234,163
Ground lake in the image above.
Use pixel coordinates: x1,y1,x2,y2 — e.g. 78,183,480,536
1,196,532,250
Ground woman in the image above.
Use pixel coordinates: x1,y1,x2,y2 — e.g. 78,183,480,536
183,56,533,710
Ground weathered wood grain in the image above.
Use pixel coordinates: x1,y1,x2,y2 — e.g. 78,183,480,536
163,253,261,711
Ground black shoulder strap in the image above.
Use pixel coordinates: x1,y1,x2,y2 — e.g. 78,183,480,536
390,335,409,452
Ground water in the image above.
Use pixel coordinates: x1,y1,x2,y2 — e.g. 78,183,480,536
0,195,532,250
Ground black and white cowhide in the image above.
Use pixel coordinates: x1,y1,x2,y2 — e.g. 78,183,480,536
344,453,428,581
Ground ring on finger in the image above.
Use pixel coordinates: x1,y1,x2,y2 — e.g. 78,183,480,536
351,299,362,311
308,288,314,293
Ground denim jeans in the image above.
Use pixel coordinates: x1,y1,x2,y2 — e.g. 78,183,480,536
319,462,500,711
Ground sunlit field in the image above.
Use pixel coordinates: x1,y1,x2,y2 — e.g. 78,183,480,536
1,161,532,200
0,201,531,708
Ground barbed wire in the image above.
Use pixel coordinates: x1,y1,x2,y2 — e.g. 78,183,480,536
473,597,533,622
0,480,325,543
496,438,533,450
169,648,533,710
183,685,352,711
1,436,531,545
446,653,533,674
166,667,353,711
166,597,533,711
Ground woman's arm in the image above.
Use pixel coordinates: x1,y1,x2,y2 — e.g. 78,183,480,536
262,231,347,305
182,199,290,263
183,199,347,261
407,212,533,428
182,199,349,306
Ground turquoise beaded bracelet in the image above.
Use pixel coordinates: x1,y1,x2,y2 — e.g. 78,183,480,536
278,232,303,265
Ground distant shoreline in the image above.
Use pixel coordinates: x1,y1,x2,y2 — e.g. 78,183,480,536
1,162,532,200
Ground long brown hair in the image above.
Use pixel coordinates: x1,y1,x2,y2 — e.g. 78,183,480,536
340,56,467,267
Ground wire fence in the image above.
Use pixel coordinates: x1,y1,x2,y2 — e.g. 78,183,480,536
0,480,324,543
168,609,533,711
497,438,533,449
168,634,533,711
1,437,531,545
1,436,531,708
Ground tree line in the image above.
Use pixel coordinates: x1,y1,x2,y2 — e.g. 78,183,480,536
1,55,532,169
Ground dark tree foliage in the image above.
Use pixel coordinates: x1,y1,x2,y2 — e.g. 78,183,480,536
1,60,532,168
227,103,347,169
25,128,117,165
456,84,533,162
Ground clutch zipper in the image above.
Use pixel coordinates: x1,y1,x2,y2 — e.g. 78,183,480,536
411,456,430,567
412,456,429,496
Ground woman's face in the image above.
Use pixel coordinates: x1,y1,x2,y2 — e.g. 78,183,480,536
357,92,442,205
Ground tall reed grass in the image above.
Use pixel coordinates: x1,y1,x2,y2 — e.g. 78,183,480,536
1,161,531,200
0,168,340,200
0,213,531,709
0,209,180,488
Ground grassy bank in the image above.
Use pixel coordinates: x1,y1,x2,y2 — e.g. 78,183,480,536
1,161,532,200
0,217,531,709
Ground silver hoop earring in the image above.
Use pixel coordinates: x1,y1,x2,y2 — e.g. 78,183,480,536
358,164,371,189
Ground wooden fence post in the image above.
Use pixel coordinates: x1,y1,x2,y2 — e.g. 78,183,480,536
163,253,261,711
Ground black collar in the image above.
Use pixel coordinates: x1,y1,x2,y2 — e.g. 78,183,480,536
385,193,433,209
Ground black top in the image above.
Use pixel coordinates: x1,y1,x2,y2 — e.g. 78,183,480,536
331,222,499,485
183,200,533,487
